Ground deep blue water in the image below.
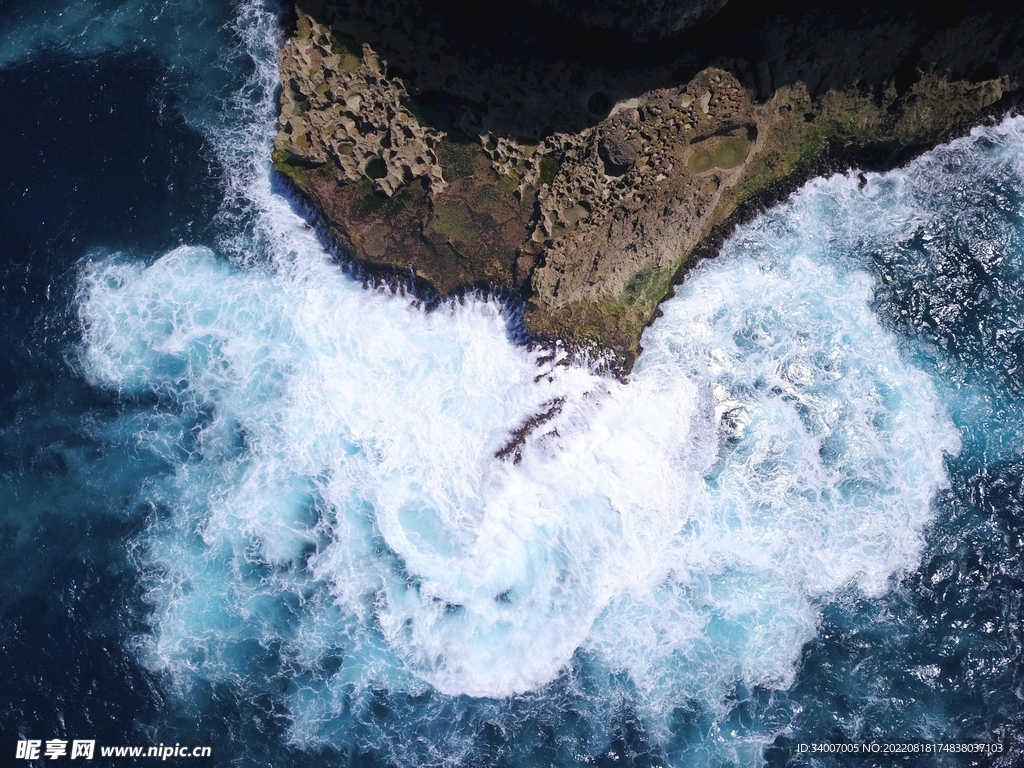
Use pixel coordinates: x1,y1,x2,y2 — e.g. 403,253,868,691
1,2,1022,766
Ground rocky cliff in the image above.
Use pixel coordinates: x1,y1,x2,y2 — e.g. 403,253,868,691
274,0,1024,369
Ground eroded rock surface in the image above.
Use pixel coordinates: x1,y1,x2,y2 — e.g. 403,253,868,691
275,0,1024,367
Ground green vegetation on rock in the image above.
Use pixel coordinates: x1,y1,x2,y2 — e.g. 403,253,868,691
353,178,388,217
623,264,675,308
330,38,362,72
689,136,748,173
431,201,480,243
272,146,313,191
467,184,506,216
291,89,310,115
437,140,483,180
688,150,713,173
538,154,562,186
495,169,521,195
276,0,1022,371
388,184,418,215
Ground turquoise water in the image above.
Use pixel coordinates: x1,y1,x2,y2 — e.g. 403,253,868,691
2,1,1023,766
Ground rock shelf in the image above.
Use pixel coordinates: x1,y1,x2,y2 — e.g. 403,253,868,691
275,0,1024,368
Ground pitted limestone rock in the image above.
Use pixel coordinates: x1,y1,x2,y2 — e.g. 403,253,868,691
529,71,757,320
276,10,446,197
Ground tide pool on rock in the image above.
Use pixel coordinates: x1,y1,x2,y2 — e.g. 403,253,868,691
3,0,1024,765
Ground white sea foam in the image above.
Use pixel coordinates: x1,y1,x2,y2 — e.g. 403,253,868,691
72,0,1017,758
78,243,709,699
77,182,961,738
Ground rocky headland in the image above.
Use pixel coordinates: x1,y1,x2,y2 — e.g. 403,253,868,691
274,0,1024,369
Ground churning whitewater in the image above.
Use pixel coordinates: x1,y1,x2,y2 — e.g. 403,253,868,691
68,2,978,756
77,214,955,706
76,221,959,744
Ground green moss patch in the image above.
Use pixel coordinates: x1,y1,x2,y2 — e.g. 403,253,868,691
538,154,562,186
437,140,483,180
291,89,310,115
689,137,749,174
431,202,480,243
467,185,505,216
495,169,521,195
329,34,362,72
271,146,291,167
272,147,313,190
388,184,418,216
529,256,686,365
734,123,827,206
353,178,388,217
622,264,674,307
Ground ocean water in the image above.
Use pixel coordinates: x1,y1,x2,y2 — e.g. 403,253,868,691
1,2,1022,766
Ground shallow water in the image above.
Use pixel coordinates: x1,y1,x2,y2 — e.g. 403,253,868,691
2,2,1023,766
